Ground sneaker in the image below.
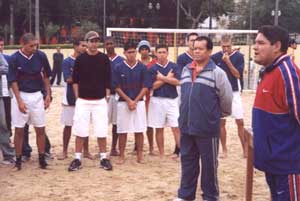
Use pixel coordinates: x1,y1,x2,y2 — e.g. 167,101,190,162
173,198,195,201
45,152,54,160
21,155,31,162
39,154,48,169
2,158,16,165
100,158,113,170
15,156,22,170
68,159,82,171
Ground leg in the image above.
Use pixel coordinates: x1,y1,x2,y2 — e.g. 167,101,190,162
135,132,144,163
118,133,127,164
97,137,107,155
236,119,247,158
178,134,200,200
219,119,227,158
146,127,154,155
45,134,51,154
155,128,164,159
198,137,219,201
68,136,85,171
34,127,46,154
110,124,119,156
83,137,94,159
57,66,62,85
50,66,57,85
171,127,180,158
14,127,24,170
58,126,71,159
265,172,292,201
98,137,113,170
22,124,32,159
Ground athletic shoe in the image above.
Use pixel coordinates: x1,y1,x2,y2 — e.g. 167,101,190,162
1,158,15,165
15,156,22,170
173,198,195,201
100,158,113,170
45,152,54,160
68,159,82,171
39,154,48,169
21,155,30,162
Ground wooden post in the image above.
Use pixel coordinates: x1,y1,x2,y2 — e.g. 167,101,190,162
245,128,253,201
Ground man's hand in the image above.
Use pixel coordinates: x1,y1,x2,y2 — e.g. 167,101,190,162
222,52,230,64
17,100,27,114
156,71,165,81
44,95,51,109
166,69,174,78
127,99,137,111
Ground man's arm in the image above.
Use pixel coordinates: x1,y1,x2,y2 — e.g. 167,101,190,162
43,75,51,109
215,68,233,117
222,53,241,78
115,87,136,110
73,83,79,99
11,82,27,113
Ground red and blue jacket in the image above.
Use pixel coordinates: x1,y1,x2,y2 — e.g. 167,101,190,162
253,54,300,174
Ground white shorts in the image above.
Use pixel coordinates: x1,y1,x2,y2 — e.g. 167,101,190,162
148,97,179,128
117,101,147,133
107,94,118,125
72,98,108,138
11,91,45,127
223,92,244,120
60,105,75,126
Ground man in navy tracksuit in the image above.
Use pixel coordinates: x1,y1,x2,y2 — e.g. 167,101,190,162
175,36,232,201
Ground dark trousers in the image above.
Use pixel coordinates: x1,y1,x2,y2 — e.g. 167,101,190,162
50,65,62,85
0,97,15,159
22,124,51,157
265,172,300,201
178,134,219,201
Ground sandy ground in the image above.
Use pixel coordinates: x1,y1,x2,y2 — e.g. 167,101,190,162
0,87,270,201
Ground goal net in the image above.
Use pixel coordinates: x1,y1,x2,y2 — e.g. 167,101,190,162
106,27,258,90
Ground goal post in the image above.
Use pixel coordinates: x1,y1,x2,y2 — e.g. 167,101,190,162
106,27,258,90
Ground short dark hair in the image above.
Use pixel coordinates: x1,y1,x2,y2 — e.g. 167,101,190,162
258,25,289,53
104,36,114,42
186,32,198,41
124,40,136,51
155,44,168,51
289,38,296,46
193,36,213,50
72,37,84,46
21,33,36,44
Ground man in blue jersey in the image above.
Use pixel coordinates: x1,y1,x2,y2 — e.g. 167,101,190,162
211,34,246,158
253,25,300,201
104,36,124,156
175,36,232,201
177,32,198,74
58,38,93,160
112,41,151,164
8,33,52,170
148,44,180,159
0,36,15,165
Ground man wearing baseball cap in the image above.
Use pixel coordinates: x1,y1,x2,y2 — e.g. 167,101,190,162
68,31,113,171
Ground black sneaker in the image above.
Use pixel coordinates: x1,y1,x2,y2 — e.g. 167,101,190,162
15,156,22,170
100,158,113,170
39,154,48,169
68,159,82,171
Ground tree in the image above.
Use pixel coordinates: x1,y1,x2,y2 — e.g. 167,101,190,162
173,0,234,28
230,0,300,32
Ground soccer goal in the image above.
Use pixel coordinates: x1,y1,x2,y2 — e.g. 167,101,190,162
106,27,258,90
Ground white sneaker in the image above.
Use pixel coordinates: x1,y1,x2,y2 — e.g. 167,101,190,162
173,198,195,201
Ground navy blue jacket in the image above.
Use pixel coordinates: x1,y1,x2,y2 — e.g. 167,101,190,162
179,59,232,137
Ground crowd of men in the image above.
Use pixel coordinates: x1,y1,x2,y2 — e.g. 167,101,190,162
1,24,300,201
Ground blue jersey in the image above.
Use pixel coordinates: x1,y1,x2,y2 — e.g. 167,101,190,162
112,61,151,101
177,52,193,75
109,55,124,95
62,56,75,105
211,51,244,92
8,50,51,93
149,61,180,98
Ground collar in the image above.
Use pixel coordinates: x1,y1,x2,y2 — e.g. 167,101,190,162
19,49,34,60
124,60,138,69
156,60,169,68
109,54,118,61
185,52,193,60
265,54,289,73
189,59,216,71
